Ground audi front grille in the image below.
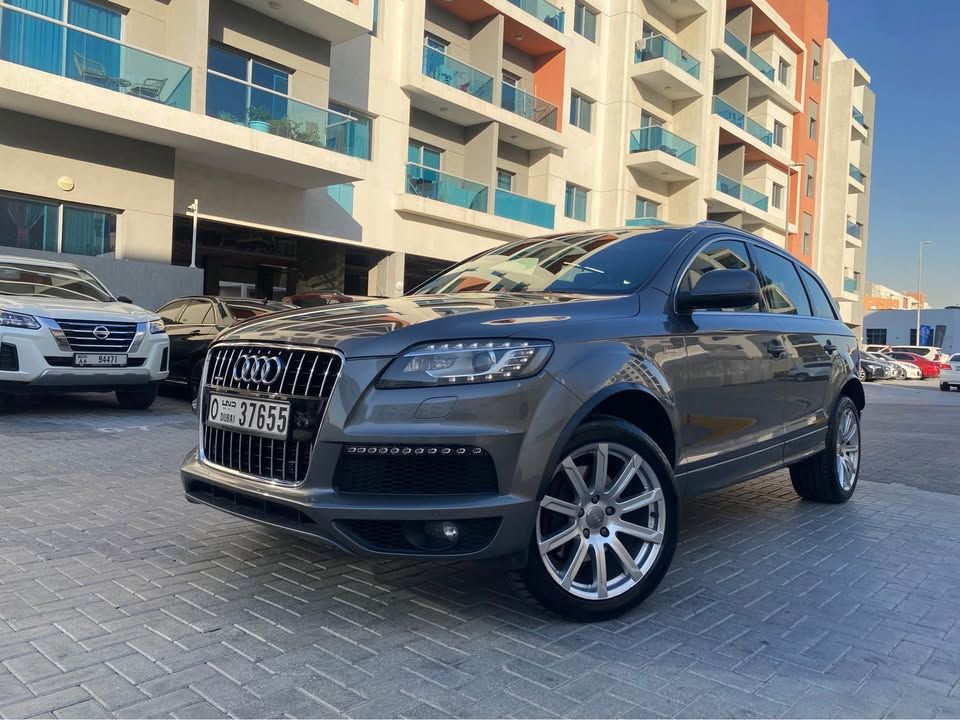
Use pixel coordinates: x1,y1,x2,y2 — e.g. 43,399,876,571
199,344,343,485
54,319,137,352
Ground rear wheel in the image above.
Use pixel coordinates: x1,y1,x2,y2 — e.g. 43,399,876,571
790,396,860,503
522,418,678,621
941,383,950,392
116,382,159,410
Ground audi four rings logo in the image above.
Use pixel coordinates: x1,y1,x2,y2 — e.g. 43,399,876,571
233,354,285,384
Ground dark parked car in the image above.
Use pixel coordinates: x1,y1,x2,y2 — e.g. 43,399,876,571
281,292,378,308
182,224,864,621
157,296,292,397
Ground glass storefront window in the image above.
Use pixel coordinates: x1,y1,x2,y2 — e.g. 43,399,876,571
0,193,117,257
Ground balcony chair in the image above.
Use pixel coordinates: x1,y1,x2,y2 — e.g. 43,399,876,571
128,77,167,101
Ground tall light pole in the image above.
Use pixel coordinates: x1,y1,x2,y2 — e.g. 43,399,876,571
916,240,933,345
187,199,199,269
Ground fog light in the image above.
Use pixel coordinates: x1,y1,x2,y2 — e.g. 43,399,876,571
425,520,459,545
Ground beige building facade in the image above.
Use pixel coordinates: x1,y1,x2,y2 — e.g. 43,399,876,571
0,0,874,319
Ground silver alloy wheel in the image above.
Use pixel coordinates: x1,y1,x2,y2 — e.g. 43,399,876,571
835,407,860,491
537,442,666,600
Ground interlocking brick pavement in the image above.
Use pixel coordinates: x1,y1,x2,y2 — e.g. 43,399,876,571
0,386,959,718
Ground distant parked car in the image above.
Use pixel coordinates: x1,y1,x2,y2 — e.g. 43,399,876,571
888,346,945,362
859,355,890,382
940,353,960,391
0,255,168,408
281,292,378,308
863,352,903,380
887,358,923,380
863,344,891,354
887,351,941,380
157,296,292,398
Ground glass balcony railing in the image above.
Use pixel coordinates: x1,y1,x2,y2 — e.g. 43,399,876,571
206,73,369,158
847,218,863,239
421,45,494,102
849,164,866,183
844,276,859,293
852,106,867,126
635,35,701,79
724,29,748,58
507,0,565,32
0,3,192,109
742,185,769,211
406,163,489,212
494,189,555,228
749,50,775,80
717,173,741,199
500,82,558,130
712,97,773,147
625,217,668,227
629,126,697,165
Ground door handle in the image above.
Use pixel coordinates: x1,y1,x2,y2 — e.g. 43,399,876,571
766,340,786,358
823,341,838,355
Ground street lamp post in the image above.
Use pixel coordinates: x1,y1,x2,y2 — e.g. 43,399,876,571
916,240,933,345
187,199,199,269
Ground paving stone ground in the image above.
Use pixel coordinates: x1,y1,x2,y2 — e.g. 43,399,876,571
1,384,959,719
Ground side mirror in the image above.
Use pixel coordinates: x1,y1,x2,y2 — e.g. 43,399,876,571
677,269,762,313
117,295,133,304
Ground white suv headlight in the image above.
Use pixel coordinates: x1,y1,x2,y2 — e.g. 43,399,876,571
378,340,554,388
0,310,40,330
148,319,165,334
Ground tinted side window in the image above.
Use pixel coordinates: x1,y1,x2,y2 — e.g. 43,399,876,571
158,300,186,324
799,269,837,320
179,301,213,325
681,239,759,312
753,247,812,316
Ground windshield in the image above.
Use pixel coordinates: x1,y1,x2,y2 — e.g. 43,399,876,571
225,301,290,320
0,260,114,302
413,229,687,296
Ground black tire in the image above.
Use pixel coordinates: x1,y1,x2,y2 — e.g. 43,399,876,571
790,395,860,504
116,382,159,410
522,417,679,621
859,369,867,382
941,383,950,392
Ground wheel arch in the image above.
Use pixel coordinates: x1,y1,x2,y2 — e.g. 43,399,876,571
840,377,865,412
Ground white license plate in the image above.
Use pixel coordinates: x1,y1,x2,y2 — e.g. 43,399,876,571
74,353,127,367
207,393,290,440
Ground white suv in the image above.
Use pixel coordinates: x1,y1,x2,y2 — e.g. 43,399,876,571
0,256,169,408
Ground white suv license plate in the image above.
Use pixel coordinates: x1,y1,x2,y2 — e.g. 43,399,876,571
74,353,127,367
207,393,290,441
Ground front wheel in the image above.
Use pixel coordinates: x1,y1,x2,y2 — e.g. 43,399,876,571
522,417,678,621
941,383,950,392
790,396,860,503
116,382,159,410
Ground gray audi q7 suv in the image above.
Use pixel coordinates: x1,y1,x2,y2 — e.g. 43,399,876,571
181,224,863,620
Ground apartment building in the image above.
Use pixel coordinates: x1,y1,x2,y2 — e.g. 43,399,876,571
0,0,875,321
865,284,928,312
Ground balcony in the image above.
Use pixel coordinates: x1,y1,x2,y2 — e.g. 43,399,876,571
646,0,708,20
421,45,494,103
847,218,863,239
716,174,769,212
636,36,700,79
625,217,668,227
406,163,489,212
724,29,748,58
749,51,775,81
712,97,773,146
849,163,866,191
494,189,555,228
0,3,191,109
501,82,558,130
844,276,859,294
507,0,565,32
207,73,370,159
717,173,741,199
852,106,866,126
231,0,373,43
627,126,698,181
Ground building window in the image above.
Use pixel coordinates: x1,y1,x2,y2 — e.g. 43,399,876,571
574,2,598,42
778,57,790,85
639,111,664,128
424,33,447,53
771,183,784,210
408,140,442,174
502,70,519,87
371,0,379,35
773,120,785,148
865,328,887,345
802,212,813,256
635,196,660,220
811,41,821,82
328,101,373,160
805,155,815,197
808,98,818,140
496,169,515,192
0,192,117,257
207,45,291,126
564,183,588,221
569,92,593,132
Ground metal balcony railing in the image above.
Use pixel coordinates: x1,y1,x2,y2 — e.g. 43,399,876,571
500,82,559,130
494,189,555,228
629,126,697,165
635,35,701,79
421,45,494,102
406,163,489,212
507,0,565,31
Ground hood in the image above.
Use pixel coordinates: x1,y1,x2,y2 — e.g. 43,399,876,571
216,292,639,357
0,295,156,322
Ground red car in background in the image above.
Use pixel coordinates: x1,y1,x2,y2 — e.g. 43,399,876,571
887,351,941,379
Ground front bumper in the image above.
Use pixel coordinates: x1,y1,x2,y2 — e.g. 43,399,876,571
0,326,168,391
182,357,583,560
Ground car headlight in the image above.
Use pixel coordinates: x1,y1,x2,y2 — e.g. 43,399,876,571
863,363,879,371
378,339,554,388
0,309,40,330
148,319,165,334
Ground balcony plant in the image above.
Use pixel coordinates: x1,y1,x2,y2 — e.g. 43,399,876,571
246,105,272,132
216,110,243,125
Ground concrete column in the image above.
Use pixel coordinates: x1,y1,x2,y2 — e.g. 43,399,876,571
470,15,504,105
368,252,406,297
464,122,499,211
166,0,211,115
